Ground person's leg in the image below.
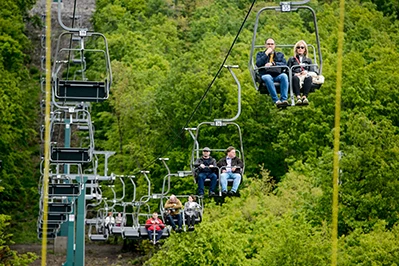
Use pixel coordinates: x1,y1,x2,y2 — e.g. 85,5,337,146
292,75,301,97
220,173,228,192
209,173,217,193
302,76,312,97
197,173,206,195
275,73,288,101
168,214,176,230
261,74,279,103
191,214,197,227
176,213,182,229
106,224,111,235
156,230,163,241
186,215,191,227
231,173,242,192
147,230,153,241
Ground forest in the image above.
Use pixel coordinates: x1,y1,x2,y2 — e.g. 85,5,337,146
1,0,399,265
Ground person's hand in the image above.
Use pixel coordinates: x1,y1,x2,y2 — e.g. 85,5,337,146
301,70,307,75
265,47,273,55
152,220,155,224
232,167,236,172
200,164,205,168
222,170,227,173
265,62,273,67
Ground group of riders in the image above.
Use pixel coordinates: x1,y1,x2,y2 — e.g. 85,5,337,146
256,38,319,107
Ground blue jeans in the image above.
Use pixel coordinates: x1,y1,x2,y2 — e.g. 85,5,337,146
147,229,163,241
167,213,182,230
197,172,217,195
220,172,241,192
261,73,288,103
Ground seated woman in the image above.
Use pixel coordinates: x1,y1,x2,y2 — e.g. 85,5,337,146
184,195,201,231
115,212,123,227
287,40,316,105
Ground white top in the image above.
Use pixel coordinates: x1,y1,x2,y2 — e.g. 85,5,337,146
105,216,115,226
226,157,232,172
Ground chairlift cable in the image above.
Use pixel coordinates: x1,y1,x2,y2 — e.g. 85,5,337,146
180,0,257,132
132,0,257,176
66,0,79,80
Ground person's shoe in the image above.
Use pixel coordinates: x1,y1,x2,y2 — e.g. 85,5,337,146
228,190,236,196
281,100,289,106
296,97,302,105
222,191,228,196
276,100,288,108
302,97,309,105
177,227,183,233
209,191,216,197
188,226,194,231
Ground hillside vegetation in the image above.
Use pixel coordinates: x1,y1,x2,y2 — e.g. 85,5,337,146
1,0,399,265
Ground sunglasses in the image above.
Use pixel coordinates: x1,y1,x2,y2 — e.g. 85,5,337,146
266,43,275,45
296,46,305,49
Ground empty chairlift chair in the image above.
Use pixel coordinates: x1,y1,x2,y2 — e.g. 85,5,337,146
51,30,112,103
49,109,94,164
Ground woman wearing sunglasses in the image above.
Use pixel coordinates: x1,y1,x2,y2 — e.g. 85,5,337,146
287,40,315,105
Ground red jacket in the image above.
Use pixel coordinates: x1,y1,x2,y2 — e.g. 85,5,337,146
145,218,165,231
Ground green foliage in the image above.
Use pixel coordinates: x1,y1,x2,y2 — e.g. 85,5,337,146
1,0,398,262
145,174,332,265
0,214,37,265
0,0,39,243
339,221,399,265
85,0,399,264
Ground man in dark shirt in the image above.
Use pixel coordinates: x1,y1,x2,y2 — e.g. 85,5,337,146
256,38,289,107
194,147,217,196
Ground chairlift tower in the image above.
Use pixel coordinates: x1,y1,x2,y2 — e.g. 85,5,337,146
38,1,115,266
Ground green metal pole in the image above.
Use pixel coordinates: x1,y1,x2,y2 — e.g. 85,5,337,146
65,212,75,266
75,177,87,266
63,119,75,266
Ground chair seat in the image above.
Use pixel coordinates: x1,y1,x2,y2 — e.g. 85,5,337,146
56,80,107,102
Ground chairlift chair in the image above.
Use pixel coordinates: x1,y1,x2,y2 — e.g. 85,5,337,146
51,30,112,104
248,1,323,103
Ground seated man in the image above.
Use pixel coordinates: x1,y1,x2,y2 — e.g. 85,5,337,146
217,146,243,196
145,212,165,244
164,195,183,232
255,37,289,107
194,147,217,196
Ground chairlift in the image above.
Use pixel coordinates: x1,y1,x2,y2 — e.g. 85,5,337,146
49,109,95,164
160,194,203,231
51,30,112,103
186,66,245,195
248,1,323,105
